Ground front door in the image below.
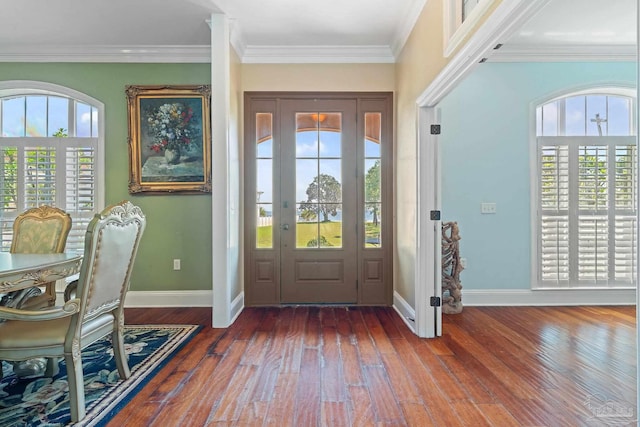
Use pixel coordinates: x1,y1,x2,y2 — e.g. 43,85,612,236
244,92,393,305
279,99,358,303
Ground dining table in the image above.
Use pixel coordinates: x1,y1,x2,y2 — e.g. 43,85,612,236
0,252,83,294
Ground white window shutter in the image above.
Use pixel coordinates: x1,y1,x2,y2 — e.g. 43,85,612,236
64,145,97,252
540,216,570,282
23,146,57,208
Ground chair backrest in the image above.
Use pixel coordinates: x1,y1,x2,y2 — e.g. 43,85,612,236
73,201,146,323
10,206,72,254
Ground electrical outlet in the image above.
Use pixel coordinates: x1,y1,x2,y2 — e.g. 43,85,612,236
481,202,497,214
173,259,181,270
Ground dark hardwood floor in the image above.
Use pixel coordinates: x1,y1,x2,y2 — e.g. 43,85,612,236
109,305,637,426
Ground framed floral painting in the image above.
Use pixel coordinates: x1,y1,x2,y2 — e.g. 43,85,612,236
126,85,211,193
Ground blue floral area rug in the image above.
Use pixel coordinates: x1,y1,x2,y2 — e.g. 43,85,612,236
0,324,201,426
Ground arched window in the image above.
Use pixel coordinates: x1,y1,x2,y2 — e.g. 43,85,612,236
0,81,104,252
535,88,637,289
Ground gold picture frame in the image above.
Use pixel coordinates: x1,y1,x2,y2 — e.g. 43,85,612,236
126,84,212,194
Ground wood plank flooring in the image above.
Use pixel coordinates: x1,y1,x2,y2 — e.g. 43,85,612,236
109,306,637,426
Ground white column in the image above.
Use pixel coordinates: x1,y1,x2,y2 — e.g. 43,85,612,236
210,13,232,327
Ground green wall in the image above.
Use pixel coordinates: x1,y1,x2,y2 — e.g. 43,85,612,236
0,63,213,292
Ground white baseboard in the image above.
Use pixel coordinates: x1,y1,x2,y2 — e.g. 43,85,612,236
124,290,213,307
112,288,636,313
230,291,245,323
463,289,636,306
393,291,416,333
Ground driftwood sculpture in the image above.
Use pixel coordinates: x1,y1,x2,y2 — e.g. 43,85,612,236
442,221,463,314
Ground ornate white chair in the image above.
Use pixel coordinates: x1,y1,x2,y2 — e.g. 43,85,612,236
0,201,146,422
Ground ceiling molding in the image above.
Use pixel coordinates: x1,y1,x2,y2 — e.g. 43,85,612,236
240,45,396,64
390,0,428,59
0,45,211,63
227,18,247,62
0,42,396,64
489,44,637,62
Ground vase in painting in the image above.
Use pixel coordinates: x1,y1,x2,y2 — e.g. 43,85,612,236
164,148,181,165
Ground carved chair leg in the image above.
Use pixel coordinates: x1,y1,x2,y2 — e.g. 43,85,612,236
112,328,131,380
65,351,86,422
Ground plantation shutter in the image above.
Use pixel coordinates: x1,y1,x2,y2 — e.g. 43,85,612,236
24,146,57,207
538,137,636,288
0,146,18,250
64,144,97,251
577,145,608,283
539,144,569,283
613,144,637,284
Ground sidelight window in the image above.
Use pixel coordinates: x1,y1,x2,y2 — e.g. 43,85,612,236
364,113,382,247
256,113,274,249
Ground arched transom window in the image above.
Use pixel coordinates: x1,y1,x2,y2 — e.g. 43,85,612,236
535,89,637,289
0,81,104,252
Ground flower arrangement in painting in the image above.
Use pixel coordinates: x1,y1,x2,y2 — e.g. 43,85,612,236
146,102,196,155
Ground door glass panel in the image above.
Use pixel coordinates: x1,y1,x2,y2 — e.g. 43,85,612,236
295,112,342,249
322,130,341,157
256,113,273,248
319,159,342,202
364,113,382,247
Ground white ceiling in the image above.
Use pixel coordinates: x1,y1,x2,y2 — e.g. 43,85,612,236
490,0,636,62
0,0,635,63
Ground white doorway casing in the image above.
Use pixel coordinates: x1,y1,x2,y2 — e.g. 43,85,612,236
412,0,552,337
415,106,441,338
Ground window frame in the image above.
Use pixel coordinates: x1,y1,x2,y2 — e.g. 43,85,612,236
443,0,496,57
0,80,105,253
531,86,637,290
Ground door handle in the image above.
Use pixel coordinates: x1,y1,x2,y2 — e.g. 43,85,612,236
281,224,290,230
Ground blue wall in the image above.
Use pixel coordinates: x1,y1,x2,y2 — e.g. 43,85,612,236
439,62,637,290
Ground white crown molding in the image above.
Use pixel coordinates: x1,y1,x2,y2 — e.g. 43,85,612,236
489,44,637,62
0,43,396,64
240,45,395,64
390,0,428,59
0,45,211,63
229,23,247,61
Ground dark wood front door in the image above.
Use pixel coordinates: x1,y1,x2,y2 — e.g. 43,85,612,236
244,92,393,305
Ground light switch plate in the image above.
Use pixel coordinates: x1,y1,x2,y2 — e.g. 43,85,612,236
481,202,497,214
